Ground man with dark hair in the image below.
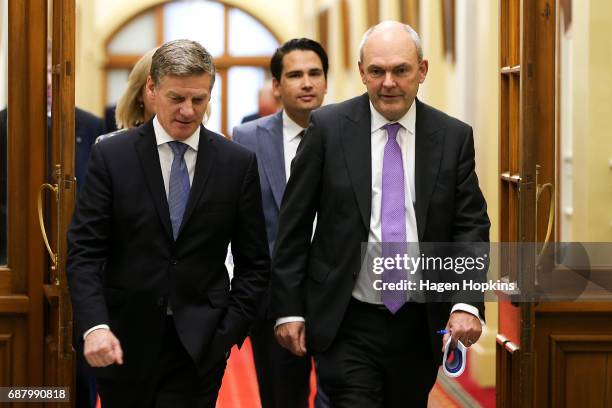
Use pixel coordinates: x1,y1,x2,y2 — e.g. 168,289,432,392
269,38,329,84
67,39,270,407
272,22,489,407
232,37,328,408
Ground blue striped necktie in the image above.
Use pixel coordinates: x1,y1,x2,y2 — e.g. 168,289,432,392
168,141,190,239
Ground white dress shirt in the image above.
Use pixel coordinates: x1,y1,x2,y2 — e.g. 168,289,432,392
282,110,304,180
84,116,200,339
351,101,418,302
153,116,199,195
275,101,482,328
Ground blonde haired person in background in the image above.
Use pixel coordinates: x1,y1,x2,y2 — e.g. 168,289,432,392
115,47,158,129
97,48,157,143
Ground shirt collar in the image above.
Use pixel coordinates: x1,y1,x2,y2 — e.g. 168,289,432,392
369,99,416,135
153,115,200,151
282,110,305,143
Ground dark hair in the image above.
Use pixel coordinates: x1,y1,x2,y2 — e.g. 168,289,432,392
270,38,329,81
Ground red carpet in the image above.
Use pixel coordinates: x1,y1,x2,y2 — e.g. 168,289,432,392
452,350,496,407
217,338,263,407
96,337,493,407
217,337,318,407
217,337,480,408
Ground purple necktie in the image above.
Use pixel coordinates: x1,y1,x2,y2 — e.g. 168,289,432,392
381,123,406,313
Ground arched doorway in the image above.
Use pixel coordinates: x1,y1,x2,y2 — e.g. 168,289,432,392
104,0,280,136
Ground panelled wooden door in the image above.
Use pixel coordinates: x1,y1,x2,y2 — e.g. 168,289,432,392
495,0,612,405
2,0,76,402
497,0,556,406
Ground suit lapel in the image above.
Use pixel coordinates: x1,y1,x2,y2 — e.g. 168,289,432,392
257,112,286,209
134,121,173,239
179,125,216,236
414,99,444,240
340,94,372,233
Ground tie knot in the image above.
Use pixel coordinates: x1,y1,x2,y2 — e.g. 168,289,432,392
168,141,189,157
383,123,402,139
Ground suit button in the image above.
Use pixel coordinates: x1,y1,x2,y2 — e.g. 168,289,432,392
170,258,178,265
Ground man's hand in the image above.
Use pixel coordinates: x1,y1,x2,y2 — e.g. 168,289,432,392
84,328,124,367
275,321,307,356
442,311,482,351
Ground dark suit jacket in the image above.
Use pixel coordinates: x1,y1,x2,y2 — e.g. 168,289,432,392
67,119,270,380
241,112,261,124
75,108,106,189
271,94,490,365
104,105,118,134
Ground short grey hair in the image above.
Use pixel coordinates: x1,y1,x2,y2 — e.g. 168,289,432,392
150,39,216,88
359,21,423,62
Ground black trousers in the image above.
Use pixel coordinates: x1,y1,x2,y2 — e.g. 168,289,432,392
315,298,439,408
97,317,227,408
250,318,312,408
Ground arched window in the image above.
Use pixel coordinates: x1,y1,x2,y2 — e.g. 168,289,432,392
104,0,280,136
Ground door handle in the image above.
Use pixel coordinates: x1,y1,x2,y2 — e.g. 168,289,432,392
38,182,59,283
38,162,67,285
535,165,555,266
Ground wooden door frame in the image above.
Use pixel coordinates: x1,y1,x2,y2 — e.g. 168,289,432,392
5,0,48,385
518,1,556,406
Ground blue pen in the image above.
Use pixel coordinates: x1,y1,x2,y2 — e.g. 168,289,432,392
436,329,448,335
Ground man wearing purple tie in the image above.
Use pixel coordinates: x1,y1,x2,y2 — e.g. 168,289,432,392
271,21,490,407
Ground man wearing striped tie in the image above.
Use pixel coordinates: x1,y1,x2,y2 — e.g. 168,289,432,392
272,21,490,407
67,39,270,408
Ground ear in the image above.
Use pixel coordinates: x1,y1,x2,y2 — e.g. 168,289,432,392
145,75,156,98
272,77,281,99
358,61,367,85
418,59,429,84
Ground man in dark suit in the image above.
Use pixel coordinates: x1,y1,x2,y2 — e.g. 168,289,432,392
272,21,490,407
67,39,270,408
233,38,328,408
104,105,118,133
74,108,106,189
